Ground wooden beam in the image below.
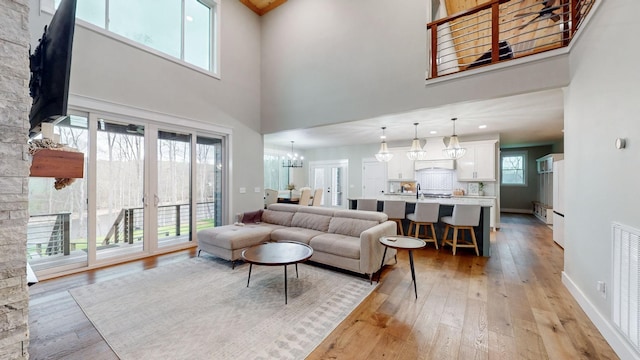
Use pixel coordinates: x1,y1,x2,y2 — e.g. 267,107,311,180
239,0,287,16
30,149,84,178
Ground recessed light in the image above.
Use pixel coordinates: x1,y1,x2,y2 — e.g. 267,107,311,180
429,130,437,134
186,15,194,22
478,125,487,129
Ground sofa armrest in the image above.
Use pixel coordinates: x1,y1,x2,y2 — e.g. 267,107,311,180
359,220,398,275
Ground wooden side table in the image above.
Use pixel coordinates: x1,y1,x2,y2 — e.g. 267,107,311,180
377,236,426,299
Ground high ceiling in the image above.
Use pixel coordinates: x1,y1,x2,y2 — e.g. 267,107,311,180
264,88,565,150
243,0,566,150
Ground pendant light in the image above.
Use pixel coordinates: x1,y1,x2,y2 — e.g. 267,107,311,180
406,123,427,161
282,141,304,168
375,127,394,162
443,117,466,159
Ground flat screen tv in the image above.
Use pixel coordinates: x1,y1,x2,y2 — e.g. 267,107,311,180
28,0,77,136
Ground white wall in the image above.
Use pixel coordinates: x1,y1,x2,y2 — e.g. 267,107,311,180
29,0,266,215
564,0,640,358
260,0,571,134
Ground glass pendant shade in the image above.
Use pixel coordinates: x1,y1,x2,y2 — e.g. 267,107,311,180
375,127,393,162
406,123,427,160
443,118,466,159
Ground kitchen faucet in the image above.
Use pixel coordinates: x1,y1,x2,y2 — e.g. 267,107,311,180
416,183,421,200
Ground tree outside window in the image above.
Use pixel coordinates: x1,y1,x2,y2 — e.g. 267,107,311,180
502,153,527,185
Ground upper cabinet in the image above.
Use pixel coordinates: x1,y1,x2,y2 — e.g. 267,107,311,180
387,147,415,180
456,140,497,181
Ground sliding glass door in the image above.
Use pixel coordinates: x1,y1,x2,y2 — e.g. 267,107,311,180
27,109,228,274
95,119,146,260
157,130,192,248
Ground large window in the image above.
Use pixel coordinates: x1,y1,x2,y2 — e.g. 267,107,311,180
501,152,527,186
49,0,218,73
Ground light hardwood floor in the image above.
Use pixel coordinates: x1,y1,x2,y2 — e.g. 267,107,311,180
28,214,619,359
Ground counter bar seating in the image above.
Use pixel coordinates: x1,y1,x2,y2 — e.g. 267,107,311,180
357,199,378,211
407,202,440,249
440,204,481,256
383,200,406,236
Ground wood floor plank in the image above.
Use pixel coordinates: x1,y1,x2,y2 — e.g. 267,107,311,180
532,308,582,359
27,214,620,360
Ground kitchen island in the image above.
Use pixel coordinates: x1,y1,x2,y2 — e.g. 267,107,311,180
348,195,495,256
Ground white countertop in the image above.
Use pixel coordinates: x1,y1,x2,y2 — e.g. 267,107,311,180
349,195,496,207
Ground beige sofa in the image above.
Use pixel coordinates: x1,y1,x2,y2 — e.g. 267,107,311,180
197,203,397,279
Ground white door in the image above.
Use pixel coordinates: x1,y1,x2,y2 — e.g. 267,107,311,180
310,160,348,207
362,159,387,198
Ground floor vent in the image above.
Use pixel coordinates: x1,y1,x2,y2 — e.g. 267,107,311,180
612,222,640,354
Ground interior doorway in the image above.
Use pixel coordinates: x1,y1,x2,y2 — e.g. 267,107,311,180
309,160,348,207
362,158,387,198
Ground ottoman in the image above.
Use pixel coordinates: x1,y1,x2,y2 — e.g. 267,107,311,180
197,224,274,268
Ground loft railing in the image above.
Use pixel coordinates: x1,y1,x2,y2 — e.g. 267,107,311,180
427,0,596,79
102,201,215,245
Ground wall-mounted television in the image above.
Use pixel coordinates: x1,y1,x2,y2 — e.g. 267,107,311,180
28,0,77,137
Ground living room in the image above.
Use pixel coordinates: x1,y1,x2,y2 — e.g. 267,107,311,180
2,0,640,359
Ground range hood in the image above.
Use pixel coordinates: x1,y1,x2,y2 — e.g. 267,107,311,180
414,137,455,170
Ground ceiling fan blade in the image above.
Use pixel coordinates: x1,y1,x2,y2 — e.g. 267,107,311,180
514,12,538,18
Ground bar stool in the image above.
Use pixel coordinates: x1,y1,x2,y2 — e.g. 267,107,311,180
407,202,440,249
357,199,378,211
383,200,406,235
440,204,481,256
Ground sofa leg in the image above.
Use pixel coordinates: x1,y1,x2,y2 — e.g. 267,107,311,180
368,273,373,284
197,249,201,257
232,260,236,269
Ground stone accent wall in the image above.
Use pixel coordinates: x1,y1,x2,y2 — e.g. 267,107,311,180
0,0,31,359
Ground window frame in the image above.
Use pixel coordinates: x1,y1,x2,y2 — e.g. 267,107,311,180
41,0,220,78
501,151,528,186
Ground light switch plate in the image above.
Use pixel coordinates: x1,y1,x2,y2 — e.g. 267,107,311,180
239,187,246,194
254,187,261,193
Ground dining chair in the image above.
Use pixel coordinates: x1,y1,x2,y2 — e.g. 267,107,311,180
264,189,278,208
298,188,312,206
311,188,323,206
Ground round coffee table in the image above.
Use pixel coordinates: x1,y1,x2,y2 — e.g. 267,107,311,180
241,241,313,304
377,236,426,299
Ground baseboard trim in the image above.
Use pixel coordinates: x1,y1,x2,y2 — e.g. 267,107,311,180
500,208,533,214
562,271,639,360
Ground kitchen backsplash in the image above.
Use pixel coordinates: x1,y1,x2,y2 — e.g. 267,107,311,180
415,168,495,196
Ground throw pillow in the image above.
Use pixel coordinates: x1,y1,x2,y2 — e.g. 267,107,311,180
242,209,263,224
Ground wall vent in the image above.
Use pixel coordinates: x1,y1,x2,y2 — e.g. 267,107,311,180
612,222,640,355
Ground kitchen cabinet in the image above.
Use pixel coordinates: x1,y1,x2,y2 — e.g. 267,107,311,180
386,147,415,180
456,140,497,181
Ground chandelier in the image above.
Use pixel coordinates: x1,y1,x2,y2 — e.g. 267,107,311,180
375,127,393,162
282,141,304,168
406,123,427,161
443,118,466,159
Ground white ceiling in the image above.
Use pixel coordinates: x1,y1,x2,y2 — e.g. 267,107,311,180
264,88,564,150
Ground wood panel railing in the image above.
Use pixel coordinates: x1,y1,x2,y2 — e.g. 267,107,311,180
427,0,596,79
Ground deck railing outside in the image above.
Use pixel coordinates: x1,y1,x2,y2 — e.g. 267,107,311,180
427,0,596,79
27,202,215,259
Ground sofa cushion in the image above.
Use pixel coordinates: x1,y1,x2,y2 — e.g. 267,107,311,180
328,217,379,238
270,227,326,244
309,233,360,260
262,209,295,226
291,212,332,232
333,209,388,223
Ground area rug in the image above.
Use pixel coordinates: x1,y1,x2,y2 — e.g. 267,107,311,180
70,256,376,359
